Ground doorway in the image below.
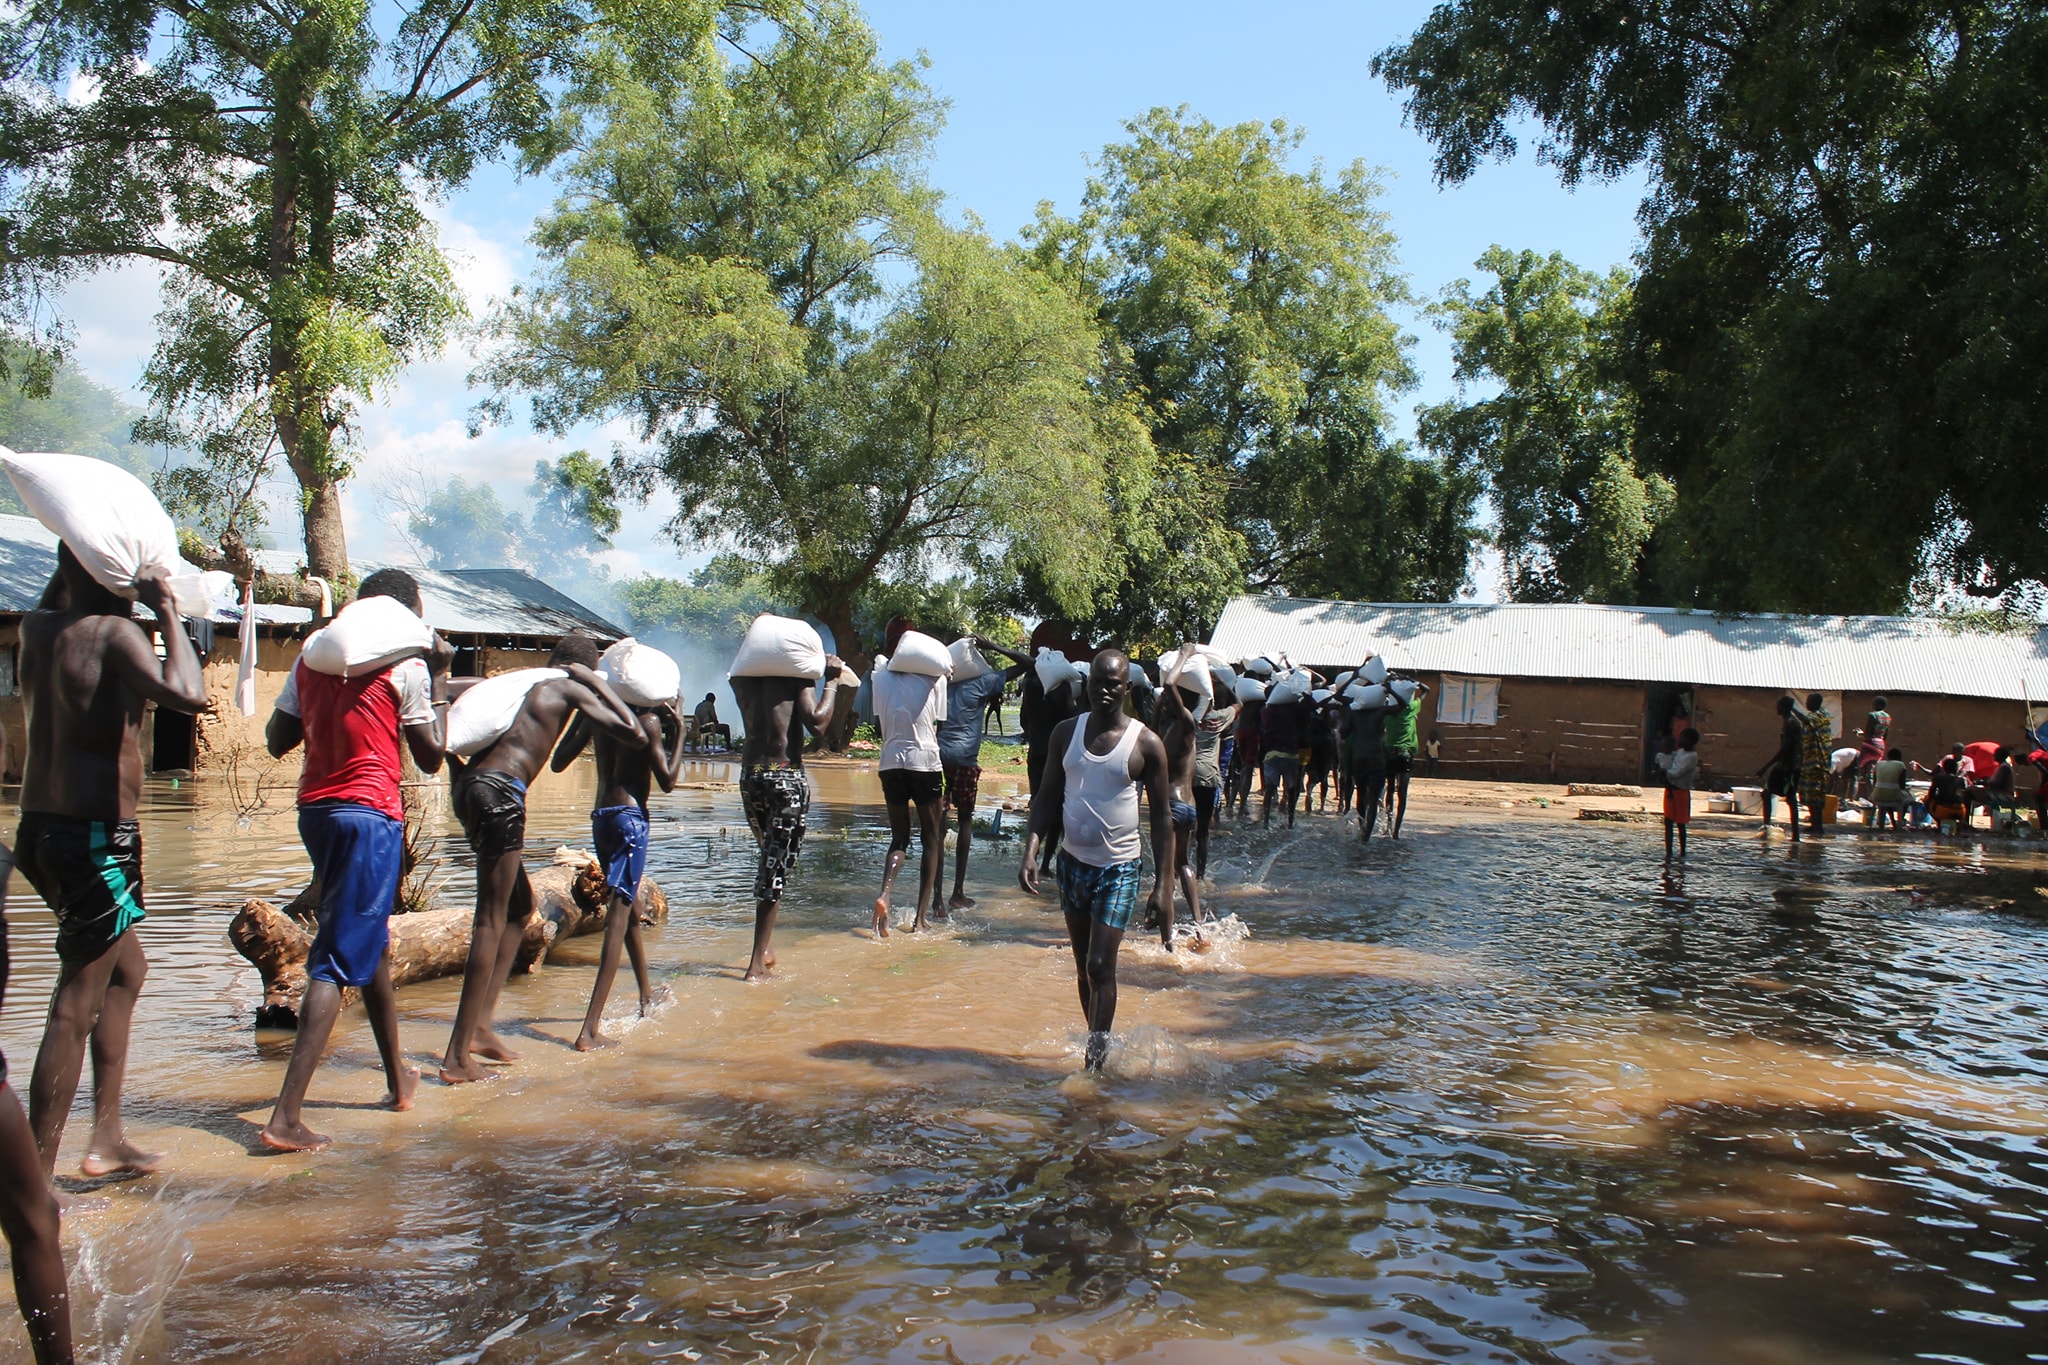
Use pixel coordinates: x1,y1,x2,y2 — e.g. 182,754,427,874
1643,683,1696,783
152,704,196,773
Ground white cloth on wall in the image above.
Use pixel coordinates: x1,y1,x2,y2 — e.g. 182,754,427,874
1436,674,1500,726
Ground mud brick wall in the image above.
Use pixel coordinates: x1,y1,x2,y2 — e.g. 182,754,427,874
1421,675,1648,784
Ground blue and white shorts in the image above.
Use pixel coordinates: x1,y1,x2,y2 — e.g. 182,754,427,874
1056,852,1142,931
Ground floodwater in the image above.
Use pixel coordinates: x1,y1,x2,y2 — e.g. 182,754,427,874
0,761,2046,1364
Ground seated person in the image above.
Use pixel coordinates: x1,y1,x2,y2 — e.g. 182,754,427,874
692,691,732,750
1929,757,1970,830
1966,746,2017,819
1870,747,1911,831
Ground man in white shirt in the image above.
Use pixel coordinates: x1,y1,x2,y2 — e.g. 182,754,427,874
871,663,948,936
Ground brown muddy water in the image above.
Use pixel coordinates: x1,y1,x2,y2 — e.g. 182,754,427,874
0,761,2045,1364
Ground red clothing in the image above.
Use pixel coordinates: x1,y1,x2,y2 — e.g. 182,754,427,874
278,659,433,822
1964,741,2002,780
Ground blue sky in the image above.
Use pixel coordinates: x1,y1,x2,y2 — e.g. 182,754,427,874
58,0,1646,592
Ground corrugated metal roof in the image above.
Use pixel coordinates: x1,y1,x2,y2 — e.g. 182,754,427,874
379,566,624,641
0,514,58,612
1208,596,2048,702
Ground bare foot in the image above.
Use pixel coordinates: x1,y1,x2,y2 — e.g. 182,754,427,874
639,985,674,1016
872,897,891,939
471,1032,522,1065
948,893,975,910
258,1120,331,1154
79,1140,164,1177
742,962,773,983
383,1066,421,1112
574,1029,618,1052
911,914,930,933
438,1058,495,1085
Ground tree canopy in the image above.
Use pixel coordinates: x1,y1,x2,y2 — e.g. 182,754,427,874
478,4,1139,658
1376,0,2048,613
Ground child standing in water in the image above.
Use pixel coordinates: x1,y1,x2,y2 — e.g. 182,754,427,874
1663,728,1700,860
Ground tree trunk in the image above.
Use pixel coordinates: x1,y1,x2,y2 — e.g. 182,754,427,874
298,473,350,588
229,856,670,1028
816,600,864,752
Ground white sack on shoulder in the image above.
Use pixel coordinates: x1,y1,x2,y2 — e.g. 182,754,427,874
1241,656,1276,679
948,638,991,683
1359,656,1389,686
600,637,681,708
730,614,825,679
1267,669,1312,705
446,668,566,756
1158,647,1215,702
2,447,183,604
1035,647,1084,691
1233,675,1268,704
1347,683,1388,710
302,593,433,678
885,630,952,677
1389,678,1419,703
1312,688,1333,704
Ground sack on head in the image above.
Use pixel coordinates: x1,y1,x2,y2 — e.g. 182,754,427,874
1359,656,1389,686
1242,656,1277,679
1389,677,1419,703
1233,675,1268,704
599,637,682,708
1311,688,1333,704
948,638,991,682
2,447,196,614
1333,671,1354,691
1347,682,1388,710
730,614,825,679
1267,669,1312,705
886,629,952,677
1035,647,1084,691
302,593,433,678
446,668,566,756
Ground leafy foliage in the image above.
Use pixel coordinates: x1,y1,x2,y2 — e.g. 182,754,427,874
1021,108,1473,641
1420,247,1670,602
1377,1,2048,613
408,477,526,569
479,4,1137,656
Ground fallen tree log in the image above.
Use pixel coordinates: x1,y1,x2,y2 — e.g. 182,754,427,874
229,848,670,1028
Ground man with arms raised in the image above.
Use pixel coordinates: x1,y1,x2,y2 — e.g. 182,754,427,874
19,549,205,1179
939,637,1029,912
260,569,454,1150
550,689,686,1049
1019,651,1175,1072
732,657,845,980
1144,647,1207,935
440,634,648,1084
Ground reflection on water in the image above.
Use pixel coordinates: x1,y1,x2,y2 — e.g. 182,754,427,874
0,763,2046,1362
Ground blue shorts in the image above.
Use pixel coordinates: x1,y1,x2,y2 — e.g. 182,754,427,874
1170,800,1197,829
592,804,650,904
299,802,405,988
1056,851,1142,931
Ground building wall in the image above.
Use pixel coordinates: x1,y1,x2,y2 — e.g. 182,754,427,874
1422,674,1648,784
1698,686,2039,792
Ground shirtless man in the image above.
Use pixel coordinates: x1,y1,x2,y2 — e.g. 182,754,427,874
1144,648,1207,934
19,548,205,1179
732,657,845,981
1019,651,1175,1072
261,569,452,1151
0,730,74,1363
440,634,647,1084
550,691,686,1049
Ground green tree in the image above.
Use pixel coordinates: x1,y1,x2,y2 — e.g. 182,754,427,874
0,350,161,516
479,5,1137,660
525,449,619,593
0,0,793,596
409,476,524,568
1022,108,1470,639
1419,248,1670,602
1375,1,2048,613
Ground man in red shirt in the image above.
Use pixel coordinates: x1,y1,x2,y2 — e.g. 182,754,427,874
259,570,454,1152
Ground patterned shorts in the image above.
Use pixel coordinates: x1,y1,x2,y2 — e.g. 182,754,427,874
1056,851,1142,931
943,763,981,813
741,765,811,902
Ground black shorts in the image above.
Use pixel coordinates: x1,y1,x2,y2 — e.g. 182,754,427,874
1385,751,1415,777
880,768,943,806
453,768,528,858
16,812,146,965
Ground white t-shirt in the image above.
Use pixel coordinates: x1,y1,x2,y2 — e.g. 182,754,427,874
1665,748,1700,790
873,669,948,772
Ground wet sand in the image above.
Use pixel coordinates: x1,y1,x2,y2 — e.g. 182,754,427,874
0,763,2044,1362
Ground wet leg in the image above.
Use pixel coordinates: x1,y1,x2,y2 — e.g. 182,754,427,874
441,851,518,1084
1175,824,1203,927
745,897,780,981
948,805,976,911
362,960,417,1110
0,1086,71,1364
624,915,661,1013
576,891,635,1050
1193,789,1215,880
28,944,118,1176
472,870,534,1062
1664,819,1675,861
1388,773,1409,839
1081,919,1123,1069
874,797,910,937
78,933,159,1177
260,980,344,1151
912,798,945,932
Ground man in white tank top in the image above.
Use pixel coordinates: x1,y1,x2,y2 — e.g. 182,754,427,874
1018,650,1175,1071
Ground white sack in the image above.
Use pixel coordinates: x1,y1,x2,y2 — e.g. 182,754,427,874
1347,683,1388,711
1333,671,1354,691
1,447,217,618
948,638,991,683
1312,688,1333,704
1389,678,1419,703
1233,676,1268,704
599,637,681,708
1267,669,1312,705
1359,656,1389,686
1242,656,1277,679
301,593,433,678
446,668,565,756
729,614,825,679
1035,647,1085,691
886,629,952,677
1158,647,1215,701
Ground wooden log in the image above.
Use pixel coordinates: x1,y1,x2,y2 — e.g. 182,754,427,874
229,850,670,1028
